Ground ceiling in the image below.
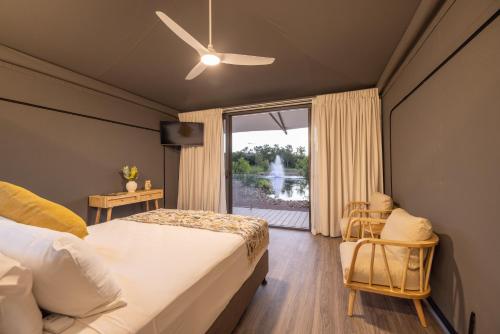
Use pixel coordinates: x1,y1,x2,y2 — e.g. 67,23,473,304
232,108,308,133
0,0,420,111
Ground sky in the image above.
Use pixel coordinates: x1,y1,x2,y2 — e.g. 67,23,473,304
232,127,309,153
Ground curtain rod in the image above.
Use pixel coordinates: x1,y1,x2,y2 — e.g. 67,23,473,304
223,97,313,114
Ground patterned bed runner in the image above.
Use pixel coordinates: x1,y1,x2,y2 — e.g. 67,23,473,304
122,209,269,262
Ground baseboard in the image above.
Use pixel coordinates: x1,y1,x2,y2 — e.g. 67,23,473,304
424,297,457,334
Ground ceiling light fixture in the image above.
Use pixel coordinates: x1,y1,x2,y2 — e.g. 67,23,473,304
201,54,220,66
155,0,275,80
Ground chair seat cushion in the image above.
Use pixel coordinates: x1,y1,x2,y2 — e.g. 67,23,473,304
340,217,360,238
339,241,420,290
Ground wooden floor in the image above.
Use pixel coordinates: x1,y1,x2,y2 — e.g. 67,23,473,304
233,207,309,230
233,229,443,334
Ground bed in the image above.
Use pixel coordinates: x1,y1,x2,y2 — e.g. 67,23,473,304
55,216,268,334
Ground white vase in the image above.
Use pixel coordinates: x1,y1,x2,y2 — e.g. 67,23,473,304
126,180,138,193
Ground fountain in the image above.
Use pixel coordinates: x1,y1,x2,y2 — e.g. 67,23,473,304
269,155,285,196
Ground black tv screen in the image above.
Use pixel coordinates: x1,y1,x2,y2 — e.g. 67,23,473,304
160,121,204,146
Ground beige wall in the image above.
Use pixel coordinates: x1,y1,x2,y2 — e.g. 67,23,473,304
0,46,180,222
379,1,499,332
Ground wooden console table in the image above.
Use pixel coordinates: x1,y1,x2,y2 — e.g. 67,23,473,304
89,189,164,224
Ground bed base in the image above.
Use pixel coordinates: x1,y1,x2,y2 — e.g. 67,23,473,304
206,250,269,334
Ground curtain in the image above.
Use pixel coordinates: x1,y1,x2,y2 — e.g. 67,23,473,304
177,108,226,213
310,88,383,237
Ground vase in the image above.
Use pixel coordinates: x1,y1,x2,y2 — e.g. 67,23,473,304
126,180,138,193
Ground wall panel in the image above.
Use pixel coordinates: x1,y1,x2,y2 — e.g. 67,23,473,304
385,11,499,333
0,47,180,222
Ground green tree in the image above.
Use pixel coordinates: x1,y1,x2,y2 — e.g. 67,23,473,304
232,157,251,174
256,178,273,194
295,146,306,158
232,145,308,171
279,145,295,168
255,152,270,172
296,156,309,177
254,145,276,163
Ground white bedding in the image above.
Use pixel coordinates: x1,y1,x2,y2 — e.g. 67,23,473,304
57,219,267,334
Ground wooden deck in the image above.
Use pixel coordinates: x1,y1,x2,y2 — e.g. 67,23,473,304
233,207,309,230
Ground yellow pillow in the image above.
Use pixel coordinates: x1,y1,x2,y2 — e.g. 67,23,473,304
0,181,88,238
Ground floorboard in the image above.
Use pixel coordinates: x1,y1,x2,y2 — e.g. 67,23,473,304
233,228,443,334
233,207,309,230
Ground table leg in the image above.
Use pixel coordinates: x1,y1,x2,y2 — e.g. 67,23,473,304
146,201,150,211
106,208,113,222
154,199,159,210
95,208,101,224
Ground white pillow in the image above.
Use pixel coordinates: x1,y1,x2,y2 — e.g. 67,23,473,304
369,192,393,211
0,216,125,317
0,252,43,334
380,208,433,270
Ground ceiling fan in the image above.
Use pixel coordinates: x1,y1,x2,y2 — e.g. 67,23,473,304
155,0,275,80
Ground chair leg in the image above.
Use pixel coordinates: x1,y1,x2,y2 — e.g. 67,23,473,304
413,299,427,327
348,289,356,316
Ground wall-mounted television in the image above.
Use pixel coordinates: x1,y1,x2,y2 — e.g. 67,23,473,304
160,121,204,146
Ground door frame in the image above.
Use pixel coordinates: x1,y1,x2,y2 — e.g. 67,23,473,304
223,104,312,231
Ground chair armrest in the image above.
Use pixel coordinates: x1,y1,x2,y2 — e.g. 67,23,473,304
349,201,370,205
353,235,439,250
345,217,386,241
346,234,439,291
347,209,393,218
343,201,369,217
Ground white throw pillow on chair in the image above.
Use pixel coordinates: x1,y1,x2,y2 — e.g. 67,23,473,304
380,208,432,270
369,192,393,211
0,252,43,334
0,216,125,317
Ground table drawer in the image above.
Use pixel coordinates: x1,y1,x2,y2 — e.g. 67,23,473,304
107,196,140,207
140,192,162,201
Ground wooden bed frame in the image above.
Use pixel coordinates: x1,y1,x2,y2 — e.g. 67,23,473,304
207,250,269,334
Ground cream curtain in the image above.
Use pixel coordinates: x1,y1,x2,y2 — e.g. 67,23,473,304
310,88,383,237
177,108,226,213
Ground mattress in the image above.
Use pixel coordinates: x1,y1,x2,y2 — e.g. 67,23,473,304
57,219,267,334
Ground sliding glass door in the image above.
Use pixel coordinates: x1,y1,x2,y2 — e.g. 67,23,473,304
224,106,311,230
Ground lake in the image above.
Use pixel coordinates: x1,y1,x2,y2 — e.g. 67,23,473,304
234,174,309,201
265,176,309,201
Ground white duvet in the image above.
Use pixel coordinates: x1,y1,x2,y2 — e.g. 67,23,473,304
57,219,266,334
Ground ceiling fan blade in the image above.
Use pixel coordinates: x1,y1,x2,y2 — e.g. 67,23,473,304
156,11,208,55
221,53,275,66
185,62,207,80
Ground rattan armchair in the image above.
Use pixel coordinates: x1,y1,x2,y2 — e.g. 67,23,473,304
341,192,394,241
340,216,439,327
